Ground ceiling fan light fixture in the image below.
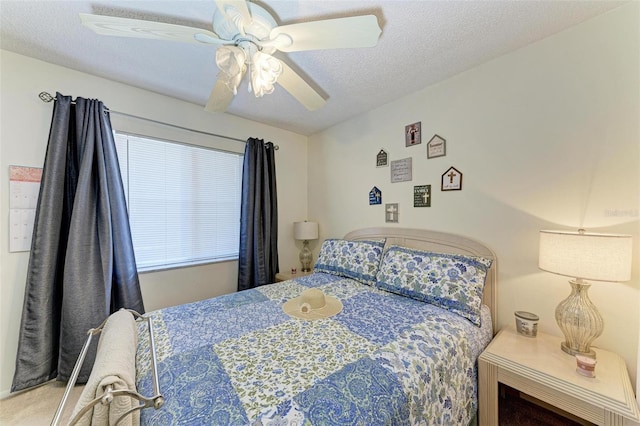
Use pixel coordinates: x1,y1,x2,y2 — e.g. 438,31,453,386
216,45,246,95
250,51,282,97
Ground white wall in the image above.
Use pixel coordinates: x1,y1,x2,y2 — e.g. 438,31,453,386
0,50,308,397
309,2,640,390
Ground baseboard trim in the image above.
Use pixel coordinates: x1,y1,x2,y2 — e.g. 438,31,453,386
0,379,57,401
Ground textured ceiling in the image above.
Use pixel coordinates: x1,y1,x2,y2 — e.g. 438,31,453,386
0,1,625,135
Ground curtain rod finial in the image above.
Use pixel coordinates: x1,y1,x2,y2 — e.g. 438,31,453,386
38,92,54,103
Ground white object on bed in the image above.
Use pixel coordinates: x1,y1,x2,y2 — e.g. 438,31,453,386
71,309,139,426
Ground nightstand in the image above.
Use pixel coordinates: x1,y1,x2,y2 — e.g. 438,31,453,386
478,327,640,426
275,270,312,282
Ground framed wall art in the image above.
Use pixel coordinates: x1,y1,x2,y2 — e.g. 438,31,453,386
390,157,412,183
413,185,431,207
376,149,388,167
405,122,421,147
385,203,399,223
369,186,382,205
441,166,462,191
427,134,446,159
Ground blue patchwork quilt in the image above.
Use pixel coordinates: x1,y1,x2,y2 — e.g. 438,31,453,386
136,273,493,425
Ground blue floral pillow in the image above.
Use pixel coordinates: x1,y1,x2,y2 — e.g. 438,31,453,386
313,239,386,286
375,245,493,326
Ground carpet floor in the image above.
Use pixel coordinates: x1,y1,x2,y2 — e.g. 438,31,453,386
0,381,82,425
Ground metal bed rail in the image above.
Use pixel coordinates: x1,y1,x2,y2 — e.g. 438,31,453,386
51,310,164,426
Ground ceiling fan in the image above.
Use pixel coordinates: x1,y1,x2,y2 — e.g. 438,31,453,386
79,1,382,113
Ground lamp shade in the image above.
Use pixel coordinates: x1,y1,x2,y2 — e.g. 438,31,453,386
294,221,318,241
539,230,632,282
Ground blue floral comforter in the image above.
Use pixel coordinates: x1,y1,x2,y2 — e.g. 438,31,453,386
136,273,493,425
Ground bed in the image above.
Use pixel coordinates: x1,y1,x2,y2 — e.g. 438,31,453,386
62,227,498,425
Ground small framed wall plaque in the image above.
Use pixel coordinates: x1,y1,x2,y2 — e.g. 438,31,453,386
414,185,431,207
441,166,463,191
376,149,388,167
369,186,382,205
405,122,421,147
427,134,446,159
390,157,412,183
385,203,399,223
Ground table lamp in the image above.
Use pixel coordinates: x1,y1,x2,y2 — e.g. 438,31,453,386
294,221,318,272
538,229,632,358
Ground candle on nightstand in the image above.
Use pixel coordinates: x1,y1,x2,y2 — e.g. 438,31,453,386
575,355,597,378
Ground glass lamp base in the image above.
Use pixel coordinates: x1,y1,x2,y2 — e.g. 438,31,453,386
555,279,603,359
299,240,312,272
560,341,596,358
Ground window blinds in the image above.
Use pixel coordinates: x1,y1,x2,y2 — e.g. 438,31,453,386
114,133,243,271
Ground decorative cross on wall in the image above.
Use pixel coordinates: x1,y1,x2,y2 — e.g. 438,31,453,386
413,185,431,207
441,166,463,191
369,186,382,205
385,203,399,223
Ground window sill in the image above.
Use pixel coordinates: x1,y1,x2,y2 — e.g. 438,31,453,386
138,256,238,274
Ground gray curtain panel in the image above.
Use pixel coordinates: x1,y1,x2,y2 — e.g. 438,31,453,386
11,93,144,392
237,138,279,291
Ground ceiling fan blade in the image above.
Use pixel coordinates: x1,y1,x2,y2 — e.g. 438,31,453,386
214,0,252,31
277,61,326,111
269,15,381,52
79,13,224,45
205,79,235,113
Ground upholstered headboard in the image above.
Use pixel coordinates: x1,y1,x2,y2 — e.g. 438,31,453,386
344,227,498,334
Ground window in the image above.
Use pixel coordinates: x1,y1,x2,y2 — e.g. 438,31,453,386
114,132,243,271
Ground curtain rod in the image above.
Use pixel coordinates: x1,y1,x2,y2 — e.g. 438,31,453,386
37,91,278,149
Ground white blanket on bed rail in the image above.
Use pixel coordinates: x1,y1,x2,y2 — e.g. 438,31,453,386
71,309,139,426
